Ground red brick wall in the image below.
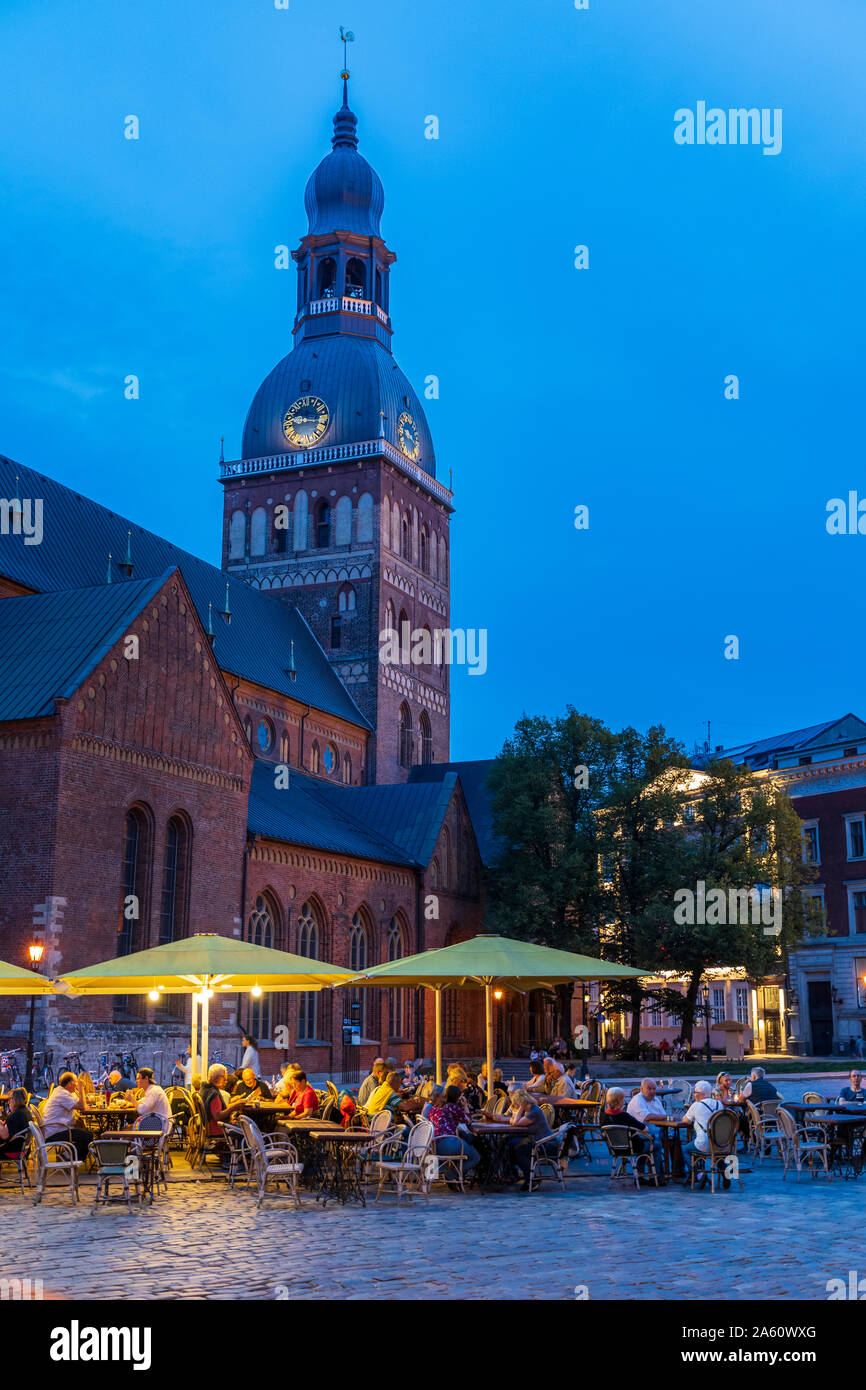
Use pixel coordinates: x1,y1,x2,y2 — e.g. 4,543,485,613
791,781,866,936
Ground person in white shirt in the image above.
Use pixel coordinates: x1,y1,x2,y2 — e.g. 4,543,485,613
42,1071,92,1162
681,1081,724,1187
241,1034,260,1076
134,1068,173,1133
542,1057,577,1099
626,1079,665,1173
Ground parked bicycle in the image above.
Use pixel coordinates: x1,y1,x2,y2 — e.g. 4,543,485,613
62,1050,84,1074
0,1049,24,1090
30,1049,54,1090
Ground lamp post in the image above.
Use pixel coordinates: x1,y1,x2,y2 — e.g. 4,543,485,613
702,982,712,1064
25,941,45,1092
493,988,503,1058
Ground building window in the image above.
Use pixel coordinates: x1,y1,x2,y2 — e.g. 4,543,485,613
387,917,409,1039
118,807,151,958
846,816,866,861
345,257,366,298
349,911,369,1035
444,990,459,1039
683,803,696,824
297,901,321,1040
401,515,410,561
852,889,866,936
250,506,266,557
257,718,274,754
735,986,749,1025
430,857,440,890
856,959,866,1009
338,584,356,612
419,527,429,574
229,510,246,561
315,500,331,549
419,710,433,765
342,753,352,784
309,742,320,774
399,703,413,768
802,822,820,864
330,615,342,649
648,1001,662,1027
711,987,725,1024
323,744,337,775
243,717,253,746
159,815,190,945
803,888,826,936
247,894,276,1038
317,257,336,297
280,730,289,763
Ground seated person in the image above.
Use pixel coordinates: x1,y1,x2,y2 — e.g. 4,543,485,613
199,1065,250,1138
601,1086,662,1179
479,1064,508,1099
235,1068,273,1101
273,1062,303,1102
736,1067,780,1104
422,1084,445,1119
839,1069,866,1103
358,1060,387,1108
681,1081,724,1187
285,1071,318,1119
104,1069,130,1099
401,1060,419,1091
714,1072,736,1105
543,1057,577,1099
525,1059,546,1093
41,1071,93,1164
462,1070,484,1111
430,1084,480,1175
337,1087,356,1127
499,1087,553,1192
366,1071,403,1116
134,1068,173,1133
0,1088,31,1159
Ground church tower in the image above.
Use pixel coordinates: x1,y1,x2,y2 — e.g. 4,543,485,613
220,73,452,785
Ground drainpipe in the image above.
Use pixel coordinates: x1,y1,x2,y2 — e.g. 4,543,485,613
298,704,311,769
235,833,255,1031
415,867,425,1059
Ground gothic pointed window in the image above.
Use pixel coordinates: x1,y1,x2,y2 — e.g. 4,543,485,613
247,893,278,1038
401,514,410,561
419,526,429,575
349,909,370,1034
387,916,409,1039
115,804,153,1019
315,500,331,549
310,741,321,774
229,510,246,561
159,814,190,945
343,753,352,784
419,710,433,765
250,507,266,557
357,492,374,543
297,900,321,1040
399,702,413,768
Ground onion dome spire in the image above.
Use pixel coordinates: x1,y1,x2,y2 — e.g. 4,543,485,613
332,77,358,150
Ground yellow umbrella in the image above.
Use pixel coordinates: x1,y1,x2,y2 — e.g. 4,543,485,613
59,932,354,1075
344,933,646,1088
0,958,54,995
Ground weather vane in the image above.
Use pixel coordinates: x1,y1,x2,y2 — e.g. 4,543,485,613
339,25,355,80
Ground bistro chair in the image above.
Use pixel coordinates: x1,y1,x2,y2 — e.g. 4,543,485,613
760,1099,779,1120
528,1131,568,1192
601,1124,658,1190
188,1092,225,1169
0,1126,33,1194
368,1119,435,1204
89,1137,145,1213
744,1099,783,1165
539,1102,555,1128
221,1123,250,1189
802,1091,825,1105
776,1106,832,1182
663,1082,689,1116
28,1122,82,1206
238,1114,303,1210
688,1109,743,1193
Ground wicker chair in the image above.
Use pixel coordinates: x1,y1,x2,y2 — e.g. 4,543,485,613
745,1099,783,1164
601,1124,658,1189
368,1119,435,1203
188,1092,225,1169
238,1114,303,1209
802,1091,825,1105
0,1124,33,1194
528,1131,567,1192
688,1108,743,1192
776,1106,831,1181
221,1123,251,1189
29,1122,82,1206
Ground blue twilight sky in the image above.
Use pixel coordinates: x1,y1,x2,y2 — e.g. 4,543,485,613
1,0,864,763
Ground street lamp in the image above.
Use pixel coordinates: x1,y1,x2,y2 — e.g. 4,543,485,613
702,982,712,1064
493,989,503,1058
25,941,45,1092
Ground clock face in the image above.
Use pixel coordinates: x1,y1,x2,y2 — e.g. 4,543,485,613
397,411,420,461
282,395,330,448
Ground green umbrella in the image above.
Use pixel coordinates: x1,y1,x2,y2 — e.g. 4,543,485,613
344,933,646,1087
59,932,354,1075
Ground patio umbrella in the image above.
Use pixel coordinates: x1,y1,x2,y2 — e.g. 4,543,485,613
58,932,354,1075
344,933,646,1087
0,958,55,995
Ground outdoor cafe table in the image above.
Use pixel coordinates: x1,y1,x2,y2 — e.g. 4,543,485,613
272,1116,342,1188
783,1104,866,1178
101,1128,162,1204
647,1116,692,1179
473,1121,519,1192
78,1105,138,1135
309,1128,371,1206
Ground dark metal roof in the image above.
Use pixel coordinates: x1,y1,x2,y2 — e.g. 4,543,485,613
241,334,436,474
0,573,167,720
248,760,453,868
304,89,385,238
0,455,370,731
693,715,866,768
409,759,501,867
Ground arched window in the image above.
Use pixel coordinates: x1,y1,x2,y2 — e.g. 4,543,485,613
297,900,321,1039
430,533,438,581
273,508,289,553
338,584,356,612
357,492,374,543
375,268,383,306
309,741,320,774
439,535,447,581
317,257,336,297
391,502,401,554
441,826,451,889
335,495,352,546
315,499,331,549
381,494,390,548
250,506,266,557
116,804,152,1018
419,526,429,575
387,916,409,1039
280,730,289,764
384,600,396,635
247,893,277,1038
401,514,410,561
159,814,191,945
243,717,253,746
229,510,246,561
330,615,342,649
419,710,433,765
345,257,366,298
349,909,370,1035
399,702,413,768
430,857,440,890
343,753,352,784
292,490,308,551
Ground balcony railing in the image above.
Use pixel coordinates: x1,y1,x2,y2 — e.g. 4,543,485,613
307,295,389,325
219,438,453,506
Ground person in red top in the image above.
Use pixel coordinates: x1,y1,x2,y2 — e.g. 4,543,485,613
287,1072,318,1118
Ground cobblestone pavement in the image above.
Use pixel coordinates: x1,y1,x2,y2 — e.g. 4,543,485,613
1,1148,861,1301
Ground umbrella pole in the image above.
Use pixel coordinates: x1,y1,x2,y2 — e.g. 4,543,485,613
485,983,494,1108
190,992,198,1083
201,986,210,1079
435,988,442,1085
